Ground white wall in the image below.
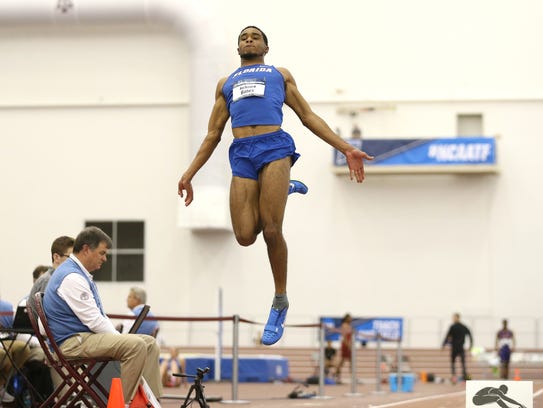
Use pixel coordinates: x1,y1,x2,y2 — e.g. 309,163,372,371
0,24,194,321
212,0,543,101
1,0,542,350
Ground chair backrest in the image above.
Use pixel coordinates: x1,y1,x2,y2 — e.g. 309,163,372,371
35,293,67,355
28,292,61,368
30,293,113,408
128,304,150,334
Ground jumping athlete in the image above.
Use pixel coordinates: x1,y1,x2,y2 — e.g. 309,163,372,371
178,26,373,345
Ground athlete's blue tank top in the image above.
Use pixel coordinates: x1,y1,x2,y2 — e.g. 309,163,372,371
222,64,285,128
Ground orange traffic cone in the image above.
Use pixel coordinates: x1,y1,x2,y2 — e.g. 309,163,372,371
420,371,427,383
107,378,125,408
513,368,521,381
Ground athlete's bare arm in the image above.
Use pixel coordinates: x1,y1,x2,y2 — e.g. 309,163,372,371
278,67,373,182
178,78,230,206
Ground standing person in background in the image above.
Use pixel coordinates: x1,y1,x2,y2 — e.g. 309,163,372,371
496,319,515,379
333,313,353,384
178,25,373,346
442,312,473,384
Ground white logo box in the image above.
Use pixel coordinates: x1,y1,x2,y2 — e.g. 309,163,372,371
466,380,532,408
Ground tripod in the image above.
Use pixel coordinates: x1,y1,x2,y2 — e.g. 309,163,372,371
173,367,210,408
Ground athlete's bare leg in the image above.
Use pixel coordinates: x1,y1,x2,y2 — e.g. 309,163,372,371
230,157,291,345
229,157,290,294
230,177,261,246
258,157,290,294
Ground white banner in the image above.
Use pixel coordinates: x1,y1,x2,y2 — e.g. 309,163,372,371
466,380,532,408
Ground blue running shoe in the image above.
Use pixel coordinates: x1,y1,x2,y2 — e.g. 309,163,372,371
261,306,288,346
288,180,308,195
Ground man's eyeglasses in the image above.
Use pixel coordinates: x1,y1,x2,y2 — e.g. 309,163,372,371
60,254,70,258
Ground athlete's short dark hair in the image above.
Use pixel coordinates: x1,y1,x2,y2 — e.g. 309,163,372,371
238,26,268,46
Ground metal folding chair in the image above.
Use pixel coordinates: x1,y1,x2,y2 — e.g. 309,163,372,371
29,293,114,408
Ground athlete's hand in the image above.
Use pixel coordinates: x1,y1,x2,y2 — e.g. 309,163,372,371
178,176,194,206
345,148,374,183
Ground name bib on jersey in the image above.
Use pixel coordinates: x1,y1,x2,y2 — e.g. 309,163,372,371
232,79,265,101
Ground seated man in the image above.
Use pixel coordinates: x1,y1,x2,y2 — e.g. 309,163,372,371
43,226,162,403
119,287,159,337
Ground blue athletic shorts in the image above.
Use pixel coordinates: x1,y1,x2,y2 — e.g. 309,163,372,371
228,129,301,180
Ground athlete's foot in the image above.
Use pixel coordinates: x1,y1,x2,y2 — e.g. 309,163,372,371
261,306,288,345
288,180,308,195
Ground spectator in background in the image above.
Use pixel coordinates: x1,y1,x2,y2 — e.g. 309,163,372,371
442,312,473,384
160,347,184,388
496,319,515,379
0,298,14,330
118,287,159,337
13,265,55,403
352,124,362,139
25,236,74,402
324,340,337,377
0,347,16,404
42,226,162,402
28,235,75,315
333,313,353,384
17,264,50,308
0,295,31,404
32,265,50,283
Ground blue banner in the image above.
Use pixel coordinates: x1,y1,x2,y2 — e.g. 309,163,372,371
320,317,403,342
333,137,496,167
355,317,403,342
